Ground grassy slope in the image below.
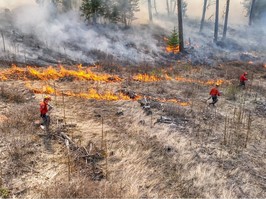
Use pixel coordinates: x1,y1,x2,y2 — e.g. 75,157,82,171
0,62,265,198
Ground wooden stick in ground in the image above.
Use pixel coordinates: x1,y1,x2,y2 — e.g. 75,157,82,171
224,114,228,145
245,112,252,148
150,111,153,128
1,84,3,96
53,81,57,105
101,116,104,150
0,166,2,186
67,153,71,182
62,91,66,124
105,131,108,180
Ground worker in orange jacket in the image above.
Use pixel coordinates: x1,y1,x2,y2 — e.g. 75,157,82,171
239,72,248,89
209,84,221,106
40,95,52,130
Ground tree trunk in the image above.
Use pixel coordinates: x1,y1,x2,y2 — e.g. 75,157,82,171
154,0,158,14
223,0,230,39
172,1,177,13
1,31,5,52
200,0,208,32
177,0,184,52
249,0,256,26
214,0,219,43
166,0,170,15
148,0,153,22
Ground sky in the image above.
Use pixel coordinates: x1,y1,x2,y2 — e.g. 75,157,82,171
137,0,247,25
0,0,248,25
0,0,35,9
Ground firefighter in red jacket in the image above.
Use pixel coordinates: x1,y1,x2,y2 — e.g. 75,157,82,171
209,84,221,106
239,72,248,88
40,95,52,129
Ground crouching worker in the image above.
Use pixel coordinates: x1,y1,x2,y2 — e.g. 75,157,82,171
40,95,53,130
209,84,221,107
239,72,248,89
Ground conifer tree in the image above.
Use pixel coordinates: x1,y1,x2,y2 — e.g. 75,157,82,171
167,27,179,48
80,0,105,23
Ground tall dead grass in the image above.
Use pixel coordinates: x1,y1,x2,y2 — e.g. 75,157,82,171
42,177,119,198
0,84,33,103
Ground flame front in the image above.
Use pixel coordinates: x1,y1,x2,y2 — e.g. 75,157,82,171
26,83,189,106
133,74,171,82
0,65,121,82
1,65,227,86
176,76,225,86
26,83,131,101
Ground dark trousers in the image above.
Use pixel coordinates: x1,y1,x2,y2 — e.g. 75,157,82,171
238,81,246,88
209,95,218,106
40,114,50,127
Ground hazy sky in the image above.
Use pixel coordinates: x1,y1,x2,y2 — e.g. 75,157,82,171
0,0,248,25
187,0,247,24
0,0,35,9
138,0,247,25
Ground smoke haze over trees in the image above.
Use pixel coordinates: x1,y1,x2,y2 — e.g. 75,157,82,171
0,0,265,65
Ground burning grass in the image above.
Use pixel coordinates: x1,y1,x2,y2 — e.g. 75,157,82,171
0,65,228,87
0,65,122,82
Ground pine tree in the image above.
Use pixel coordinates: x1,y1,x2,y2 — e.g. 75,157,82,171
167,27,179,48
80,0,139,26
116,0,140,26
80,0,105,23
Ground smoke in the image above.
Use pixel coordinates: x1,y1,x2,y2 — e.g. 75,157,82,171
0,0,265,66
0,0,159,65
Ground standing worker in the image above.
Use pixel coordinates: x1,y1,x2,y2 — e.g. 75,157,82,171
239,72,248,89
40,95,52,130
209,84,221,107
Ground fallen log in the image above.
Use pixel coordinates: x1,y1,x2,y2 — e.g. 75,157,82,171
59,132,76,148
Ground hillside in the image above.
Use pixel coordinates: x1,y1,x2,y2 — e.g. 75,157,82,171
0,1,266,198
0,61,265,198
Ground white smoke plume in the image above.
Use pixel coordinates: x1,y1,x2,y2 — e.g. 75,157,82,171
0,0,265,66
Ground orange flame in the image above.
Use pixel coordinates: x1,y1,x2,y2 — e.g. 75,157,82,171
0,65,121,82
133,74,162,82
1,65,227,87
26,83,189,106
166,45,180,54
175,76,226,86
158,98,190,106
164,36,180,54
205,79,225,86
25,83,131,101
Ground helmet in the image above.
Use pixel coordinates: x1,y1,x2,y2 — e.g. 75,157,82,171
244,72,248,75
215,84,220,87
44,95,51,101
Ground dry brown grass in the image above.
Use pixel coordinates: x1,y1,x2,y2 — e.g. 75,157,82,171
0,83,34,103
0,61,265,198
42,177,119,198
0,102,38,178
